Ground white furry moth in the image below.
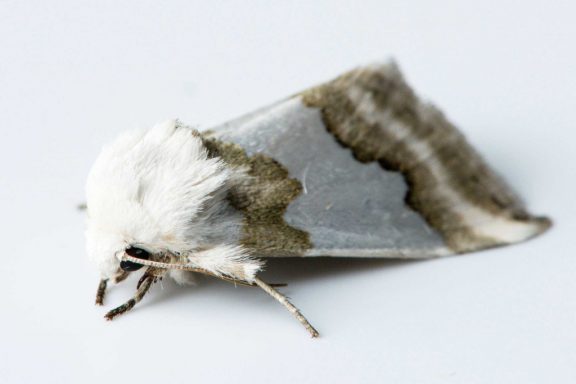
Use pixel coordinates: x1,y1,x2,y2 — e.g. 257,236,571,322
85,61,551,337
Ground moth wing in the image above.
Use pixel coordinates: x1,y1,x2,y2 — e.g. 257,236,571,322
204,62,551,259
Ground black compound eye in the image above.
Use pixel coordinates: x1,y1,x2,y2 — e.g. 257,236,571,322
120,247,150,272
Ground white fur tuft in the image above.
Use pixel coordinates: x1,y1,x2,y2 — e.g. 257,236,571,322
85,119,261,280
186,245,264,282
169,270,198,285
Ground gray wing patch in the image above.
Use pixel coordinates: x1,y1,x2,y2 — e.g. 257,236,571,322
207,98,449,258
206,62,550,258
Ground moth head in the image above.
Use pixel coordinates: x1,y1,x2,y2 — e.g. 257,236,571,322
84,224,159,278
119,246,151,271
84,183,170,278
84,119,242,280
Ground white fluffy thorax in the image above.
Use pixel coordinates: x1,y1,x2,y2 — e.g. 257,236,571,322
85,120,260,281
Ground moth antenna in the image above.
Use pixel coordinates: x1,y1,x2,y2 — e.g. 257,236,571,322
122,254,201,271
121,255,288,288
253,277,319,338
122,256,315,335
122,254,254,286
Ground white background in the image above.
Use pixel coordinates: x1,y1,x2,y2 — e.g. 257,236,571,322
0,1,574,383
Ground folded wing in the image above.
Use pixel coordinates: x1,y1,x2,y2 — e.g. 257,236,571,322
204,62,551,258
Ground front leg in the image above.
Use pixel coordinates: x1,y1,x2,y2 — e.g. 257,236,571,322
94,270,130,306
104,267,163,320
95,279,108,306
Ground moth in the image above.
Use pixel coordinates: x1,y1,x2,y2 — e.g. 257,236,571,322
85,61,551,337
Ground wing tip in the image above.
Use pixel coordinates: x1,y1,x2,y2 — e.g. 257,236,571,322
525,214,553,238
455,213,553,255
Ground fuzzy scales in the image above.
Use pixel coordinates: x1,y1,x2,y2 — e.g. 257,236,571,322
85,120,262,282
85,61,551,287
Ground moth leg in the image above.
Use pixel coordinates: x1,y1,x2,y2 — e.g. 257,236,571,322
94,270,130,306
253,277,319,338
104,267,162,320
114,270,130,284
95,279,108,306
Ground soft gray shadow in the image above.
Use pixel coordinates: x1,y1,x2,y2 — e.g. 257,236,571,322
259,256,434,284
141,256,437,307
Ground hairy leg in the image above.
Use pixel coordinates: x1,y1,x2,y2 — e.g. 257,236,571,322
94,270,131,306
114,270,130,284
95,279,108,306
104,268,163,320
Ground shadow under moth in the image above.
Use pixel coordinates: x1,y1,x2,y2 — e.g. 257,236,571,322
85,61,551,337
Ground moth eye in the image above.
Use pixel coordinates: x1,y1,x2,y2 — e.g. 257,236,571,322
120,247,150,272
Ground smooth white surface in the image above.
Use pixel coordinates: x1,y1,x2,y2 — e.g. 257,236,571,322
0,1,574,383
